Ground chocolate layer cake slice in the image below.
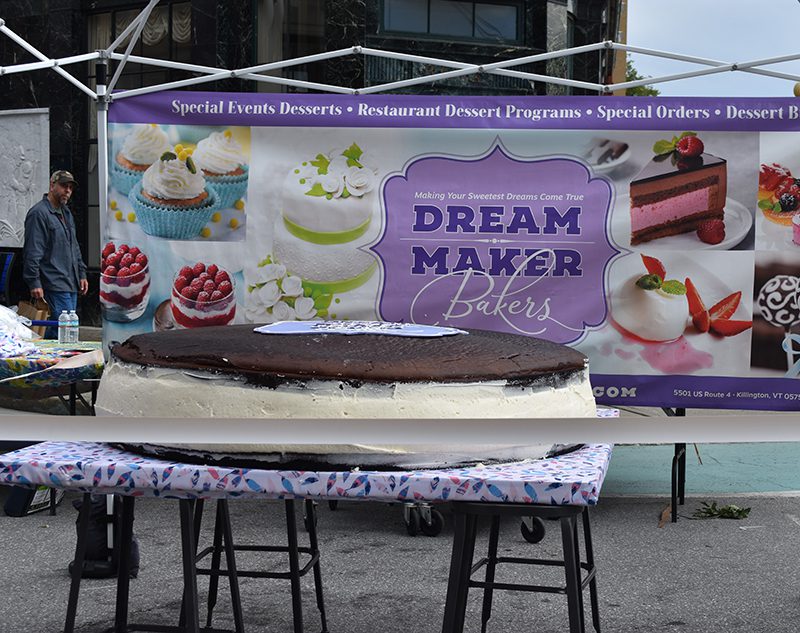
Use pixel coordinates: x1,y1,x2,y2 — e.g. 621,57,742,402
629,152,727,245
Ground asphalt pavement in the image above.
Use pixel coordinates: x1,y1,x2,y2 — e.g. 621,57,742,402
0,484,799,633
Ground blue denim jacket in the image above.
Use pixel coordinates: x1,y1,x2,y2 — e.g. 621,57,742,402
23,194,87,292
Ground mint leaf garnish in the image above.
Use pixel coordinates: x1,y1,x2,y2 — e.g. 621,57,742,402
758,199,774,209
342,142,364,168
636,274,662,290
653,140,675,155
661,279,687,295
679,131,697,139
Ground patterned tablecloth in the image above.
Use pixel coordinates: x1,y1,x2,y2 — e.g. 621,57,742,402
0,341,104,393
0,441,612,505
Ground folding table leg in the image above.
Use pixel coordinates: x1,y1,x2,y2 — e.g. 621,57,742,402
560,515,585,633
179,499,201,633
480,515,501,633
64,492,92,633
442,510,478,633
180,499,205,629
304,499,329,633
582,509,601,633
114,495,136,632
285,499,304,633
572,514,586,632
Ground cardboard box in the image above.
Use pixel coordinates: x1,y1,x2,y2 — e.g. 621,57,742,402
17,297,50,337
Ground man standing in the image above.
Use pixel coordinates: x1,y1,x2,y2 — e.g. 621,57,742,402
23,170,88,339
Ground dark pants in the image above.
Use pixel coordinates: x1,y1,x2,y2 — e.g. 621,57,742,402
44,290,77,339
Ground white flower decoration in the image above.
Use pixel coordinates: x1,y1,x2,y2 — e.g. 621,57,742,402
318,173,345,198
257,281,282,308
344,166,376,198
294,296,318,320
328,154,350,173
270,300,296,322
281,274,304,297
255,263,287,284
358,151,379,174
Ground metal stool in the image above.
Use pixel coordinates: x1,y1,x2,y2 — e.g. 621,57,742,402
442,502,600,633
198,498,328,633
66,494,244,633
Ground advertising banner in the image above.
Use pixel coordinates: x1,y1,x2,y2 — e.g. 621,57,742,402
104,92,800,411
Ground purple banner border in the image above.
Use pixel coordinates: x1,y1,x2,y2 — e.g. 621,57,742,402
109,91,800,132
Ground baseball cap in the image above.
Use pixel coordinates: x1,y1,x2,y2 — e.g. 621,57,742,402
50,170,77,186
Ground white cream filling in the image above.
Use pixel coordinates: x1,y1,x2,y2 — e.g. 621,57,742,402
100,277,150,300
96,360,596,458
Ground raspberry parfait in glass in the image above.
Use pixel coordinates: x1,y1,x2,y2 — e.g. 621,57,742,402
99,242,151,322
170,262,236,328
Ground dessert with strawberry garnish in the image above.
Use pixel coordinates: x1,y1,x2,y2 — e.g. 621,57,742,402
99,242,151,322
170,262,236,328
758,165,800,226
611,254,689,342
629,132,727,245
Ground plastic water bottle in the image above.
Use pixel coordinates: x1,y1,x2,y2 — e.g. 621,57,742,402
68,309,80,343
57,310,69,344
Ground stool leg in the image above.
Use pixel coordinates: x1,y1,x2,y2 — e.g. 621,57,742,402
114,495,136,632
304,499,328,633
572,515,586,633
480,515,501,633
180,499,205,630
205,501,225,627
560,515,585,633
442,510,479,633
285,499,304,633
179,499,201,633
582,509,601,633
219,499,246,633
64,492,92,633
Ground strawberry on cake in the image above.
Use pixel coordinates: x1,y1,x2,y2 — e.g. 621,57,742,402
99,242,151,322
128,150,219,240
170,262,236,328
629,132,727,245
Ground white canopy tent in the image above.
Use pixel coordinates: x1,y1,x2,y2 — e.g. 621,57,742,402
3,1,800,223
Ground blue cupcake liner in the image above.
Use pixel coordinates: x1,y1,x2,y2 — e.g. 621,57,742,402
128,183,219,240
110,161,147,196
204,165,249,209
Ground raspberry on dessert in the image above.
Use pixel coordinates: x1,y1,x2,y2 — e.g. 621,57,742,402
215,271,230,285
190,277,205,292
779,193,799,212
174,276,190,292
106,252,121,268
118,244,130,254
696,219,725,245
118,266,131,277
197,291,211,303
179,265,194,279
207,264,219,278
129,263,143,275
210,290,224,301
102,242,116,258
217,280,233,297
675,136,704,158
197,272,210,284
135,253,148,266
120,252,135,268
774,177,800,200
181,286,197,299
203,279,216,294
103,265,118,277
128,247,141,258
192,262,206,276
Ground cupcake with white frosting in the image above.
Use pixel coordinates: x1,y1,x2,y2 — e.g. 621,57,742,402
128,149,218,240
191,130,249,209
111,124,172,195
